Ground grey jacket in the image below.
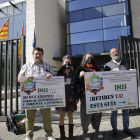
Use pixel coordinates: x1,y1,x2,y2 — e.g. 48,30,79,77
104,59,129,71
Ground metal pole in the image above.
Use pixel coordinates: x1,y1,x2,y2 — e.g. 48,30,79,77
10,40,13,114
0,42,2,116
15,39,18,113
4,41,8,116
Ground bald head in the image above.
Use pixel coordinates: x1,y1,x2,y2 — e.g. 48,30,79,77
110,48,120,62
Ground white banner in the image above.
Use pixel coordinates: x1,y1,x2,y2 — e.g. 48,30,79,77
20,76,65,110
85,70,138,114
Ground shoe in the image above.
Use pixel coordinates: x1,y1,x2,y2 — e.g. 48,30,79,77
97,134,103,139
123,130,136,137
25,138,33,140
83,131,90,140
84,137,90,140
112,131,118,139
46,136,56,140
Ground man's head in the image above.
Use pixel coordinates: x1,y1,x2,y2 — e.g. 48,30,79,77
32,47,44,64
110,48,120,61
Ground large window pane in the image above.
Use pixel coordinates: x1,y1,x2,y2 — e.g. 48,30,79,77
23,2,26,11
14,13,26,37
0,17,7,28
71,44,85,56
9,16,14,37
14,3,23,14
104,26,129,41
8,6,13,15
85,42,104,54
71,30,103,45
104,40,119,52
84,7,102,20
0,0,9,4
68,0,101,12
103,14,126,28
102,0,125,5
0,7,7,18
67,10,83,23
102,3,125,17
70,18,102,33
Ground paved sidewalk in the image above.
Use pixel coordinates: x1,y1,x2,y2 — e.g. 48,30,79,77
0,102,140,140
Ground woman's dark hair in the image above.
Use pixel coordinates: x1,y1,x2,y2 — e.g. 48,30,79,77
80,52,95,68
32,47,44,55
59,55,71,72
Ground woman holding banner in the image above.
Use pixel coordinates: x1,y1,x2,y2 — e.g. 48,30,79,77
56,55,79,140
76,52,103,140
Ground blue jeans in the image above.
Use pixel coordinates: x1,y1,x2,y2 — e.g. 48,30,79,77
111,109,129,132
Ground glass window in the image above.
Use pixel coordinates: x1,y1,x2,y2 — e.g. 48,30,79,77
126,15,130,26
8,6,13,15
103,14,126,28
104,40,119,52
14,3,23,14
102,3,125,17
0,7,7,18
84,7,102,20
23,2,26,11
0,17,7,28
104,26,129,41
67,10,83,23
70,18,102,33
71,44,85,56
85,42,104,54
125,0,129,15
9,16,14,38
102,0,125,5
68,0,101,12
14,13,26,37
71,30,103,45
0,0,9,4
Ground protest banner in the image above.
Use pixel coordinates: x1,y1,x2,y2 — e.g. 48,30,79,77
85,70,138,114
20,76,65,110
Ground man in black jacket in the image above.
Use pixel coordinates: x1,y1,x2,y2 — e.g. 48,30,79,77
104,48,135,139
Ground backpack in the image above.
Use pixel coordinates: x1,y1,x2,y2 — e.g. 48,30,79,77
6,112,19,135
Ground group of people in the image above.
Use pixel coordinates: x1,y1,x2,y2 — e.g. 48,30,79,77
18,47,136,140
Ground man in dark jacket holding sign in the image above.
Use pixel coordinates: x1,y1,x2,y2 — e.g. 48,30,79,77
104,48,135,139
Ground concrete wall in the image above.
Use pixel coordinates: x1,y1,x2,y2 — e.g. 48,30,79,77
26,0,66,70
130,0,140,38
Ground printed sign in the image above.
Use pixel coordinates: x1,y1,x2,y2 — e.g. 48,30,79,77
85,70,138,114
20,76,65,110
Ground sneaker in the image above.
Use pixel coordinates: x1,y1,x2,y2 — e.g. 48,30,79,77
123,130,136,137
46,136,56,140
25,138,33,140
84,137,90,140
112,131,118,139
97,134,103,139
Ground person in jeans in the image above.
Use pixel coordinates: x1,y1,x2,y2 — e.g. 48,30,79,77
77,52,103,140
104,48,135,139
18,47,56,140
56,55,79,140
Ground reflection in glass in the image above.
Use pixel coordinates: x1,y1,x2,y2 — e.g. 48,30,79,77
71,30,103,45
67,10,83,23
69,0,101,12
70,18,102,33
103,14,126,28
85,42,104,54
104,40,119,52
102,3,125,17
71,44,85,56
0,7,7,18
84,7,102,20
104,26,130,41
8,6,13,15
14,3,23,14
102,0,125,5
14,13,26,36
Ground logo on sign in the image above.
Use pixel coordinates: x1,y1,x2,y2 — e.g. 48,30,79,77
115,84,127,91
85,73,104,95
